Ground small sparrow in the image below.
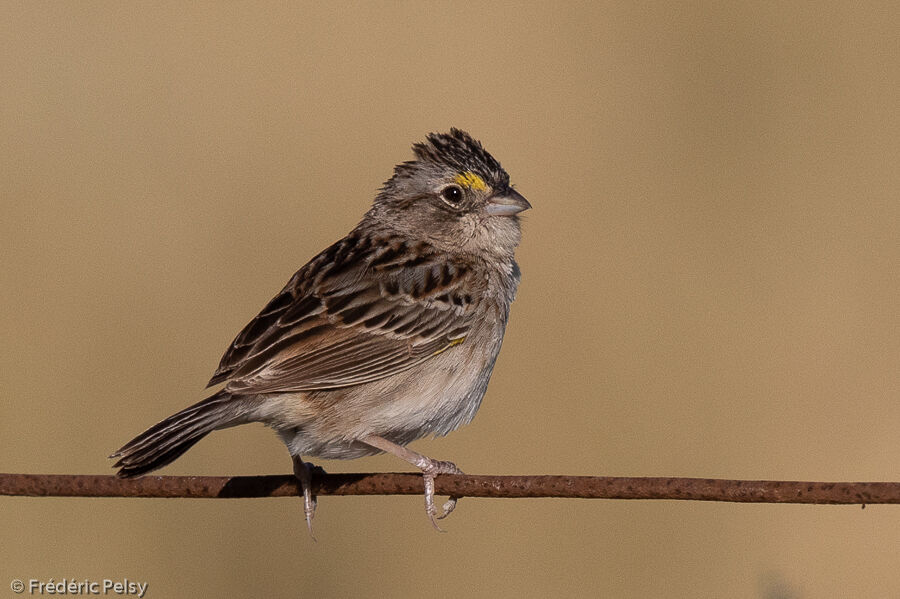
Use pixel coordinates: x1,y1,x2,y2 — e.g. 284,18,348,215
111,129,530,531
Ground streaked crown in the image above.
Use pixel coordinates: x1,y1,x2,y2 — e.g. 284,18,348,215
379,129,511,204
411,128,509,189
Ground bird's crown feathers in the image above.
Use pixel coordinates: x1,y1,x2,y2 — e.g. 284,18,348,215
385,128,509,192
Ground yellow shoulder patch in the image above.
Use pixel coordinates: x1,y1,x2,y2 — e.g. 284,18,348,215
431,336,467,357
448,336,466,348
453,171,488,192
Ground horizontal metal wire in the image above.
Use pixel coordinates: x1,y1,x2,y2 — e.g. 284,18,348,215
1,472,897,504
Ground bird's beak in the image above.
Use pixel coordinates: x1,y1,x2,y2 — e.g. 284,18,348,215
485,188,532,216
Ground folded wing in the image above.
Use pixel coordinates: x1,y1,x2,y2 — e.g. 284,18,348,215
207,232,479,394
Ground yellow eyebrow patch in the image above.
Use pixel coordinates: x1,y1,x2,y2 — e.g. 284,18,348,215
454,171,488,192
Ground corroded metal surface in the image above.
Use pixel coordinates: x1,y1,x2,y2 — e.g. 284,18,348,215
1,472,897,504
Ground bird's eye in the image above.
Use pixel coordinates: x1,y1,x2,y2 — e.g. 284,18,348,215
440,185,463,205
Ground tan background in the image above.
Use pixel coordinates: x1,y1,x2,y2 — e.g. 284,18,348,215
2,2,899,597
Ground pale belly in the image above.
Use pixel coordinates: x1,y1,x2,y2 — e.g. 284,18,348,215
252,326,504,459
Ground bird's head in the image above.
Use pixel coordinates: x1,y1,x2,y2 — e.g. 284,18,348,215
370,128,530,260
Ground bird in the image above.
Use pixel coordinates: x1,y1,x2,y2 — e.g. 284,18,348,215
110,128,530,532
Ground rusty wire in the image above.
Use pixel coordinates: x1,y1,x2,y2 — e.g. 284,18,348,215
1,472,898,505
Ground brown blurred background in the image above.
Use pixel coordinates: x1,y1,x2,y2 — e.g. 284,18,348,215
2,2,899,597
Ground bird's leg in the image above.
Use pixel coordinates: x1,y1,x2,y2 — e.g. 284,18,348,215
292,455,318,539
360,435,462,531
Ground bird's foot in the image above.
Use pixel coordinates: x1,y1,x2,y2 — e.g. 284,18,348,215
420,459,463,532
358,435,464,532
292,456,323,540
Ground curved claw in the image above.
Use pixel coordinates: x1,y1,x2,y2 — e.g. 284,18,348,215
423,472,447,532
436,496,460,520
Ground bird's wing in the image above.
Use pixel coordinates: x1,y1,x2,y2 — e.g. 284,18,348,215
207,232,481,394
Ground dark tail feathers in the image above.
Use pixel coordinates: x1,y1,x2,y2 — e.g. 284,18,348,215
110,390,241,477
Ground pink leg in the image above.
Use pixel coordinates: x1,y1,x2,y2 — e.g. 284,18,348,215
360,435,462,531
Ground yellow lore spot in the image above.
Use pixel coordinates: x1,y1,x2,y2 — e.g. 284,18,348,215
453,171,488,192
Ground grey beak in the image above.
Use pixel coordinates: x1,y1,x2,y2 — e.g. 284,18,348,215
485,188,532,216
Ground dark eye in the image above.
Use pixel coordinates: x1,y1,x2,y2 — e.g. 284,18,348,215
441,185,463,205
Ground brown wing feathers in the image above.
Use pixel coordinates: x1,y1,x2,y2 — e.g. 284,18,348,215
207,231,474,394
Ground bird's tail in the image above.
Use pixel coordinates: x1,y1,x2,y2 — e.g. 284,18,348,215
110,390,242,478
